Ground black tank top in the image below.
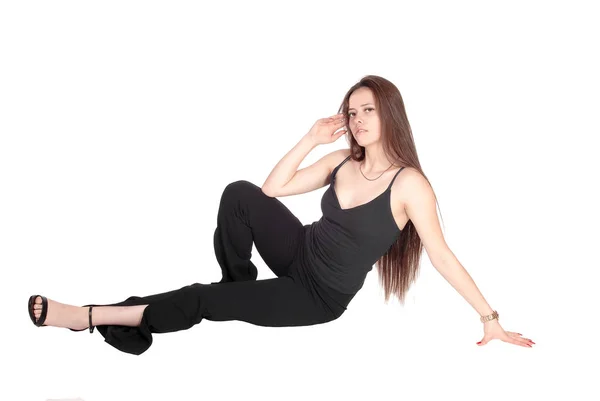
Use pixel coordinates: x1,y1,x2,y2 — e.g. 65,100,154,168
301,155,405,294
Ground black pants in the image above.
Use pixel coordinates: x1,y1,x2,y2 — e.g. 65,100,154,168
95,180,356,355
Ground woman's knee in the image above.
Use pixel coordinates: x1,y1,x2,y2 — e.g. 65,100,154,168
222,180,260,199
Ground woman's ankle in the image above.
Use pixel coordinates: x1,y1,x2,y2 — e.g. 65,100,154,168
91,305,149,327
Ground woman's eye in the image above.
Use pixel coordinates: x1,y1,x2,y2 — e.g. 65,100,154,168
348,108,373,117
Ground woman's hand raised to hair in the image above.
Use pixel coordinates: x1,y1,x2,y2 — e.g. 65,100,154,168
305,113,348,146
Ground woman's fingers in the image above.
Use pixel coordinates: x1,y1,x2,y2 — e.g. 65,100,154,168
326,118,346,127
505,336,535,347
505,331,534,344
326,113,345,121
518,338,534,347
502,334,526,346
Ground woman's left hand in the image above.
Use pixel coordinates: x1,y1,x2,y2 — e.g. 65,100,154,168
476,320,535,348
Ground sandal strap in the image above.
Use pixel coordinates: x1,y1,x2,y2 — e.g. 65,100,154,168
38,295,48,326
88,306,95,333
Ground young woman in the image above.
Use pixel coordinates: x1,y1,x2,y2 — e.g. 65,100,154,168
28,75,535,355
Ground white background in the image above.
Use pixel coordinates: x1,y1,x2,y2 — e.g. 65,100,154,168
1,1,598,400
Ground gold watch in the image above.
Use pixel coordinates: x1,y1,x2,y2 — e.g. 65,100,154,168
480,310,499,323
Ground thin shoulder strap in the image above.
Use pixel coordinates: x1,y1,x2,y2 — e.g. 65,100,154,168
332,155,352,179
387,166,406,190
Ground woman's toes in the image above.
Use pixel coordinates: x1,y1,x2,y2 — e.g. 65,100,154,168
33,297,43,322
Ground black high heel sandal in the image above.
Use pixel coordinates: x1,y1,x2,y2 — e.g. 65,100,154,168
28,295,95,333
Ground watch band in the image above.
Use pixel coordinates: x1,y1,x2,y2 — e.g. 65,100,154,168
480,310,499,323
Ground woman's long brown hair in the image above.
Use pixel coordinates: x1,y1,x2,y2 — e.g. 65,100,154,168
337,75,445,305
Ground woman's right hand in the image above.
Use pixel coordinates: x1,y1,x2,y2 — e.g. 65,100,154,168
305,113,348,145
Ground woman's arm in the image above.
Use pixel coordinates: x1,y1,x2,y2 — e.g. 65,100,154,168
262,135,319,194
261,114,347,197
400,170,534,347
400,170,494,315
430,250,495,316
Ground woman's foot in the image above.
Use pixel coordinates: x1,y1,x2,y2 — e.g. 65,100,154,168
30,296,91,331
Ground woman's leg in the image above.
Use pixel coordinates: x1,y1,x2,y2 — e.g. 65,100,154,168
31,273,339,331
213,180,304,282
30,180,313,355
93,272,339,355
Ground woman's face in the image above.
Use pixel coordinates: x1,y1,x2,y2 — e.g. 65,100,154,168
347,87,381,146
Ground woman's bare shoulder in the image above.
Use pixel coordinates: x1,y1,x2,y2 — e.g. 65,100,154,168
332,148,352,163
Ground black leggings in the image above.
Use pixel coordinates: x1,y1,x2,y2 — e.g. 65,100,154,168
94,180,356,355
